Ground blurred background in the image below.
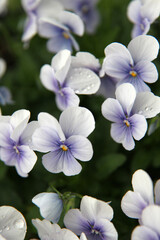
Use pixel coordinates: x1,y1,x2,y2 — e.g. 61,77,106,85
0,0,160,239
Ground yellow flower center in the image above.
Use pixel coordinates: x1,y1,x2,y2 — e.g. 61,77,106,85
124,120,130,127
13,146,20,154
62,32,70,39
129,70,137,77
60,144,68,151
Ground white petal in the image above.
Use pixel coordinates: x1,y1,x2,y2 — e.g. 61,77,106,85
66,68,100,94
141,0,160,23
132,92,160,119
38,112,65,141
80,233,87,240
0,206,27,240
10,109,30,129
115,83,136,115
131,225,159,240
80,195,113,222
141,205,160,235
32,192,63,223
0,58,6,78
132,169,154,204
71,52,100,71
51,49,71,84
22,14,37,42
127,0,141,24
154,179,160,205
20,121,39,148
40,64,57,92
128,35,159,63
59,107,95,138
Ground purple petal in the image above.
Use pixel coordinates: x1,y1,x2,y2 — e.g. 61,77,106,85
118,76,151,92
0,123,12,148
121,190,148,219
66,135,93,161
64,209,89,235
47,35,73,53
130,114,147,140
32,126,61,152
55,87,80,111
42,150,82,176
131,226,159,240
102,98,125,123
93,219,118,240
135,61,158,83
0,146,17,166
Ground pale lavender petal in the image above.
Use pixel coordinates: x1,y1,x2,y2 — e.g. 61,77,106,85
40,64,59,92
32,192,63,223
131,19,150,38
131,226,159,240
15,145,37,175
20,121,39,147
59,107,95,138
80,196,113,222
0,86,13,105
102,55,131,80
155,179,160,205
47,36,73,53
64,209,89,235
101,98,125,123
135,61,158,83
118,76,151,92
32,126,60,152
98,75,117,99
121,191,148,219
22,13,37,42
128,35,159,63
42,150,82,176
0,123,12,147
132,169,154,205
127,0,141,24
141,205,160,236
0,147,17,166
66,67,100,94
84,8,100,34
66,135,93,161
130,114,147,140
93,219,118,240
55,87,80,111
122,128,135,150
59,11,84,36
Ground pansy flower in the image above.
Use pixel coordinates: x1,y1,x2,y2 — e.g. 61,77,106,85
32,192,63,223
40,49,100,110
121,169,160,219
32,218,79,240
0,109,38,177
32,106,95,176
131,205,160,240
127,0,160,38
64,195,118,240
101,83,160,150
101,35,159,92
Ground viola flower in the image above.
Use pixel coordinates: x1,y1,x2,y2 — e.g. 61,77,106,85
101,83,160,150
32,218,79,240
40,49,100,110
60,0,100,34
101,35,159,92
0,109,38,177
32,192,63,223
127,0,160,38
121,169,160,219
131,205,160,240
32,106,95,176
64,195,118,240
0,0,7,15
21,0,64,42
0,206,27,240
38,10,84,53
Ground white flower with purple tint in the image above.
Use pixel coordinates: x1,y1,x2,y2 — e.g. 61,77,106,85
0,206,27,240
40,50,100,110
64,195,118,240
32,106,95,176
102,83,160,150
32,192,63,223
0,109,38,177
60,0,100,34
21,0,64,42
121,169,160,220
32,218,79,240
131,205,160,240
38,10,84,53
0,0,7,15
101,35,159,92
127,0,160,38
